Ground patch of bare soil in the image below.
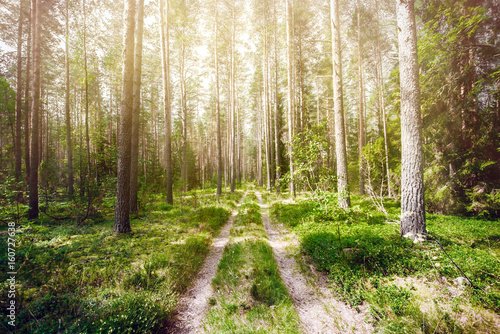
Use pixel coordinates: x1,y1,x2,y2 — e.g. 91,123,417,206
168,193,247,334
256,192,373,334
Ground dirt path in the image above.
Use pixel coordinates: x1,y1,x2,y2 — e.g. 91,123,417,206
169,193,247,334
256,192,373,334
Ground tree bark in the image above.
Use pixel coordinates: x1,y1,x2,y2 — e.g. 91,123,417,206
330,0,350,208
273,0,281,194
215,1,222,196
114,0,136,233
356,0,365,196
286,0,295,197
396,0,426,236
375,1,392,198
65,0,73,199
160,0,173,204
24,0,32,185
230,4,236,193
28,0,40,220
15,0,24,181
130,0,145,214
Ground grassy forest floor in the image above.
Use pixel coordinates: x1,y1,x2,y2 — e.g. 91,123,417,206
1,185,500,333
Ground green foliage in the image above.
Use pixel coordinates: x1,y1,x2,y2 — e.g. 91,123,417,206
285,123,334,192
0,189,232,332
250,241,290,306
271,192,500,331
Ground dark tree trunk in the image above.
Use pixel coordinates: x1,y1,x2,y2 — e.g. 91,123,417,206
28,0,40,220
15,0,24,181
114,0,136,233
130,0,145,214
160,0,173,204
24,0,32,185
65,0,73,199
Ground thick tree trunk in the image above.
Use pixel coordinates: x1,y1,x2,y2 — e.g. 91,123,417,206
28,0,40,220
330,0,350,208
15,0,24,181
130,0,144,214
65,0,73,199
114,0,136,233
160,0,173,204
396,0,426,236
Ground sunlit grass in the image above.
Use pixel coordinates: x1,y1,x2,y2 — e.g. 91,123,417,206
271,191,500,333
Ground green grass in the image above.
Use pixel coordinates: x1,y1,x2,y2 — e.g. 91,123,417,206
271,192,500,333
205,193,301,333
0,190,238,333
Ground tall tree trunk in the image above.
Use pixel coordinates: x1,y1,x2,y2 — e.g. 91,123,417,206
28,0,40,219
15,0,24,181
83,0,92,213
264,22,271,191
375,1,392,198
114,0,136,233
230,4,236,193
274,0,281,194
286,0,295,197
396,0,426,236
130,0,144,214
24,0,32,185
160,0,173,204
331,0,350,208
65,0,73,199
215,1,222,196
357,0,365,196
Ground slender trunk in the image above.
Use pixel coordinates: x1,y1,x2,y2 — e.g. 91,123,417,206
286,0,295,197
397,0,426,236
28,0,40,219
15,0,24,181
273,0,281,194
331,0,350,208
24,1,32,185
83,0,91,211
160,0,173,204
230,5,236,193
130,0,144,213
65,0,73,199
357,0,365,196
376,2,392,198
181,38,188,192
264,24,271,191
114,0,136,233
215,2,222,196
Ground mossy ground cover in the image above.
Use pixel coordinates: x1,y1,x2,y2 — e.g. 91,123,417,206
0,190,242,333
204,193,302,333
270,192,500,333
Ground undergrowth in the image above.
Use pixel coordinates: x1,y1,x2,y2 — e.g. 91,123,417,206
271,192,500,333
0,190,239,333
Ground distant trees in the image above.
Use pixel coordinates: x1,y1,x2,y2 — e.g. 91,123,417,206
0,0,497,224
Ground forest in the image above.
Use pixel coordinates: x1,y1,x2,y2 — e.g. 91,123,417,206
0,0,499,332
